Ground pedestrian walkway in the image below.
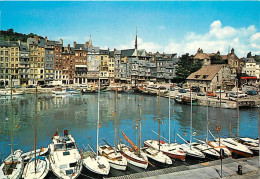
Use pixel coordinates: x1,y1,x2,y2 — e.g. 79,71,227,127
109,156,259,179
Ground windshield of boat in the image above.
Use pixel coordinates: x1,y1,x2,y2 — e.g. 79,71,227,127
66,142,76,149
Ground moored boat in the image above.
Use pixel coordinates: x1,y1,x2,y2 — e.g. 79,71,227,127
49,129,82,179
118,143,148,169
144,140,186,161
0,90,23,96
237,137,259,154
21,147,49,161
215,138,253,157
0,149,24,179
22,156,49,179
142,147,172,167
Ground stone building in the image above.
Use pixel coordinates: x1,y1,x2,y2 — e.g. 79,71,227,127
186,65,231,92
62,44,75,84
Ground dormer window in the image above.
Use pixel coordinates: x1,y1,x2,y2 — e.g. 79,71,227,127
203,75,208,79
195,75,200,79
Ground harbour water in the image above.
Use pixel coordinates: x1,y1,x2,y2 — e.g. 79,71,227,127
0,92,259,177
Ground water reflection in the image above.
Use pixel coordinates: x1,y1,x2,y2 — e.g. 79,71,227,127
0,93,258,162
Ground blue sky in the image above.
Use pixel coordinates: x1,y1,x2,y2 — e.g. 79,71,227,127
0,1,260,57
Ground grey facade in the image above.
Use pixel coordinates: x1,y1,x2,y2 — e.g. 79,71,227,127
19,42,30,85
44,41,56,83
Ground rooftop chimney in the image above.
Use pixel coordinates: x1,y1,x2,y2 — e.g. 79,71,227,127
68,44,70,51
44,36,48,42
231,48,234,54
73,41,76,48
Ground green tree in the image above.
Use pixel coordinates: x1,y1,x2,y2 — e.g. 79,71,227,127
176,53,202,81
210,54,225,64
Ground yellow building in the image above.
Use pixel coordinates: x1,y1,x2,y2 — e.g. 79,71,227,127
0,41,20,87
27,36,45,85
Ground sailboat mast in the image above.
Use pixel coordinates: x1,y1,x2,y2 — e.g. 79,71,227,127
97,78,100,156
158,87,161,151
219,85,222,146
236,79,239,138
168,82,171,144
206,85,209,147
10,76,13,155
138,105,141,154
114,90,117,152
190,85,192,145
34,87,37,174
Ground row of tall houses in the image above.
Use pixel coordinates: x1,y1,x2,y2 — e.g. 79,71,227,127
0,35,178,87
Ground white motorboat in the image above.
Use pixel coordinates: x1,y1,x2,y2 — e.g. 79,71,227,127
118,143,148,169
144,140,186,161
22,156,49,179
142,147,172,166
191,141,220,158
238,137,259,153
82,78,110,175
216,138,253,157
0,149,24,179
21,147,49,161
49,130,82,179
0,90,23,96
98,145,127,171
52,88,69,95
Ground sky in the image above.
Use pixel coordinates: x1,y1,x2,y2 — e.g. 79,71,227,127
0,1,260,57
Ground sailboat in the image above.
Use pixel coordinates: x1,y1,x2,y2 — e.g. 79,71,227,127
118,131,148,169
144,87,186,161
191,92,220,158
215,82,253,157
82,78,110,175
177,87,205,159
136,104,172,167
49,129,83,179
0,77,24,179
237,138,259,154
22,87,49,179
98,90,127,171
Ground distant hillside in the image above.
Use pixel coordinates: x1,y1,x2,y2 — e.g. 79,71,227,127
0,29,43,42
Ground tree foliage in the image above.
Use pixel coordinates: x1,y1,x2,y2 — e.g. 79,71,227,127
0,29,43,42
210,54,226,64
176,53,203,81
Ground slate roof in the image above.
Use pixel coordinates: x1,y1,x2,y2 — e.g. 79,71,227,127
75,44,87,51
187,65,223,81
0,40,19,47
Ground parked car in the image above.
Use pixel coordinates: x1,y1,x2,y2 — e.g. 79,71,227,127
246,90,257,95
26,85,36,88
207,92,216,97
179,89,187,93
229,92,247,98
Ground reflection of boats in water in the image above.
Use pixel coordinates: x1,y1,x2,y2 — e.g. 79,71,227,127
174,94,198,105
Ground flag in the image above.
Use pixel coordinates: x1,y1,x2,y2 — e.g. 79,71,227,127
99,124,102,128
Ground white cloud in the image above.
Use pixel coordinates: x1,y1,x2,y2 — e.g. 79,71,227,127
118,20,259,57
164,20,260,57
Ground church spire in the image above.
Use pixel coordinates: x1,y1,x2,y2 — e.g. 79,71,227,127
89,35,92,46
135,27,137,50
